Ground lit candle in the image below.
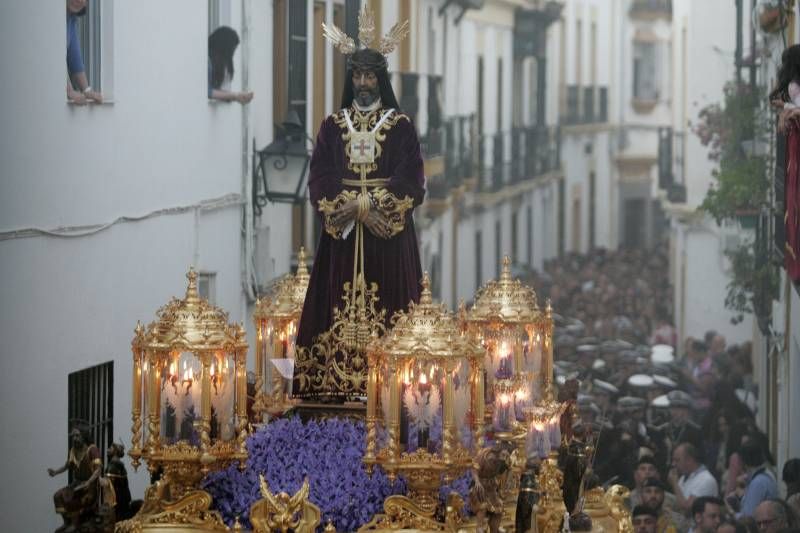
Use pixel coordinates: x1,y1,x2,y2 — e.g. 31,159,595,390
417,373,431,449
514,388,529,421
495,343,513,380
493,392,512,431
528,421,551,458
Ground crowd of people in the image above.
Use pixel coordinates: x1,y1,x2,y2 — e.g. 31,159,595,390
527,248,800,533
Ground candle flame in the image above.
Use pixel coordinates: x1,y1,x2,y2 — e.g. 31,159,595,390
499,393,511,405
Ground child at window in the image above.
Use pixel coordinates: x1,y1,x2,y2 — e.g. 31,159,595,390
66,0,103,104
208,26,254,104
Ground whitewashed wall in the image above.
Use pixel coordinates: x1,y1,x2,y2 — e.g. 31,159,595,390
0,1,280,530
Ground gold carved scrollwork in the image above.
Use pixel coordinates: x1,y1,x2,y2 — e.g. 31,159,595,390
249,475,321,533
114,481,227,532
318,190,359,239
294,279,387,397
370,187,414,237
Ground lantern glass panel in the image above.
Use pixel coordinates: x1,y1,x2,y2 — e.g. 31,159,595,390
485,336,514,403
453,357,472,449
378,363,391,450
161,351,202,445
210,352,236,441
142,358,149,445
522,329,542,401
403,361,443,453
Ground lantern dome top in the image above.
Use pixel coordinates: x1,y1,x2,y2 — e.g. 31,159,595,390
467,256,545,325
139,268,247,351
253,247,310,321
374,273,483,359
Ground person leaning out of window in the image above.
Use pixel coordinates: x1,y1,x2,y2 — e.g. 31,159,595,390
208,26,253,104
66,0,102,104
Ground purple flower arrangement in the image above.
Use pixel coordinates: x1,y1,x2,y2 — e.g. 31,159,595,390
202,417,406,531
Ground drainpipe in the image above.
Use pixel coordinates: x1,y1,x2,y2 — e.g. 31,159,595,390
241,0,256,308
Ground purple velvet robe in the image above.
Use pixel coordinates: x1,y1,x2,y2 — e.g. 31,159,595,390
292,106,425,399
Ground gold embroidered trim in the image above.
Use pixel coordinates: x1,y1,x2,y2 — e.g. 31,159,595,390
331,108,408,174
370,187,414,237
341,178,389,188
318,190,358,239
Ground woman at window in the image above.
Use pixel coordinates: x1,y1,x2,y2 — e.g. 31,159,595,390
208,26,253,104
66,0,102,104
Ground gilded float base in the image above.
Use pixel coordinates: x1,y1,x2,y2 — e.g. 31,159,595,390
114,482,228,533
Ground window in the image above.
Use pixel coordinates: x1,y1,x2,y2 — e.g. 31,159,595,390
589,172,596,250
198,272,217,304
207,0,231,33
68,362,113,481
273,0,308,126
633,41,658,101
511,211,518,263
497,59,503,132
477,57,484,136
495,220,502,277
475,230,483,290
71,0,113,97
526,206,533,266
558,180,565,256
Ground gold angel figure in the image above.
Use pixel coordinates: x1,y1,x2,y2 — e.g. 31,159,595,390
250,475,321,533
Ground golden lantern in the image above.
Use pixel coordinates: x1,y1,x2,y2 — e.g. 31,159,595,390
361,274,484,529
127,268,248,505
252,247,309,420
464,256,555,428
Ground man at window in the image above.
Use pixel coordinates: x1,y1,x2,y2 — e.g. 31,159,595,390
66,0,102,104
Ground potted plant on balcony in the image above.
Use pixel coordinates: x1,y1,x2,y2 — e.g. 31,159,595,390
694,80,778,324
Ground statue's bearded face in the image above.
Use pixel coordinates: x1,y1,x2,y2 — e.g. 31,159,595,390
70,428,84,447
352,68,379,106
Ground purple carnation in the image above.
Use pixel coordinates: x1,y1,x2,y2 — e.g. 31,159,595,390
203,417,406,531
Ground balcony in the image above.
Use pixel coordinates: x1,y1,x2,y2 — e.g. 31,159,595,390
658,127,686,203
478,126,560,193
562,85,608,126
424,114,477,200
629,0,672,20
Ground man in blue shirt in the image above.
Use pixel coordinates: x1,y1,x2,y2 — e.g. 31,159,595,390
66,0,102,103
736,440,778,518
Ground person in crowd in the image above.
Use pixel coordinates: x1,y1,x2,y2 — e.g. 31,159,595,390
66,0,103,103
661,391,705,467
640,477,689,533
753,499,799,533
630,456,678,511
690,497,723,533
784,459,800,518
734,440,778,518
670,443,720,516
634,505,661,533
208,26,254,103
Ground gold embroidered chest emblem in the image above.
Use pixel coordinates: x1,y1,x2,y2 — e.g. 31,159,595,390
349,131,377,164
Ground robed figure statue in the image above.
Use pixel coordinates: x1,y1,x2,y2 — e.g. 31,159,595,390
292,7,423,400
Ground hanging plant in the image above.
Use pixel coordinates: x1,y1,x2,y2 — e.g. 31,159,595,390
693,79,777,323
